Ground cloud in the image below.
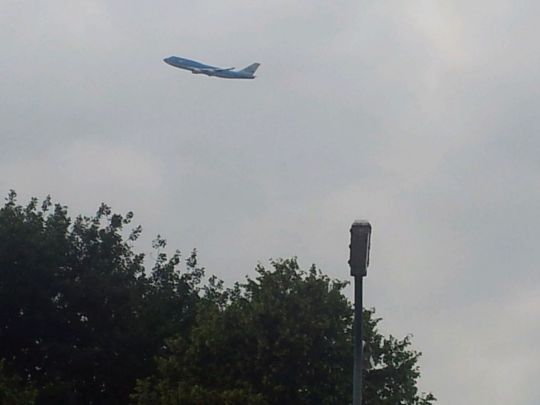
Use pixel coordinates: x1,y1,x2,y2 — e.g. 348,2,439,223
0,139,166,216
420,282,540,403
1,1,540,403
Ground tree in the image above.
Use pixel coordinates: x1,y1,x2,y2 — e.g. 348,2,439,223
0,192,203,404
0,359,37,405
132,259,435,404
362,313,436,405
1,193,434,404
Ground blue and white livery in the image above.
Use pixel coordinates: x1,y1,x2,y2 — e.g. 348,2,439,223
163,56,260,79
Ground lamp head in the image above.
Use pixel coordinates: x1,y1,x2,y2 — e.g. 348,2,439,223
349,220,371,277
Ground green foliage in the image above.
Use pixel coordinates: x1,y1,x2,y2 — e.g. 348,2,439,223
0,359,37,405
132,259,436,404
1,192,434,404
363,314,436,405
0,192,203,404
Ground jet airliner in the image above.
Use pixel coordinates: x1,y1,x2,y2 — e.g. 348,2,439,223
163,56,260,79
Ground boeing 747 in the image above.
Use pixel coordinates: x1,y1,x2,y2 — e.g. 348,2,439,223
163,56,260,79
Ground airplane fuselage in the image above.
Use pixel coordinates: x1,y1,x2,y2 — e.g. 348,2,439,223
163,56,258,79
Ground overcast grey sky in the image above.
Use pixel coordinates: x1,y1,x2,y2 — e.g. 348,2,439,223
2,1,540,403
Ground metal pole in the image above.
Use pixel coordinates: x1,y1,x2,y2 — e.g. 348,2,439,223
349,220,371,405
353,276,363,405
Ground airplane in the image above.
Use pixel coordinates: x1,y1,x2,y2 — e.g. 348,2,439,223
163,56,260,79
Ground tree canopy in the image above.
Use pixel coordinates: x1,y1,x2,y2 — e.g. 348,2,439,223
0,359,37,405
0,191,203,403
0,192,434,404
132,259,435,405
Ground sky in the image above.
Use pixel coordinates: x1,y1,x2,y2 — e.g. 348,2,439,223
1,1,539,403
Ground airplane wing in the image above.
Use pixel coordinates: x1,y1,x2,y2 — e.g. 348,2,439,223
192,67,235,73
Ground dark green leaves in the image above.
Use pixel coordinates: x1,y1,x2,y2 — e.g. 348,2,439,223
133,259,436,405
0,193,202,404
1,193,435,404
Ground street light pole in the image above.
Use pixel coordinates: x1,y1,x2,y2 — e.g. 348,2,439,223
349,221,372,405
353,274,363,405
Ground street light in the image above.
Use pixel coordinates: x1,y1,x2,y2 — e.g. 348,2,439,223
349,220,372,405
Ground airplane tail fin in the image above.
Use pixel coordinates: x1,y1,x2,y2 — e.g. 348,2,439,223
239,63,260,75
